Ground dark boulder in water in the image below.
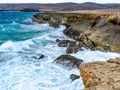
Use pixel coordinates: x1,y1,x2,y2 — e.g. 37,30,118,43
66,46,82,54
55,54,83,68
56,39,61,42
68,41,76,47
38,55,44,59
57,40,70,47
57,39,82,53
66,40,82,54
70,74,80,81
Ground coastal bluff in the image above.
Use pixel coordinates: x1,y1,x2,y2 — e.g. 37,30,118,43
33,11,120,52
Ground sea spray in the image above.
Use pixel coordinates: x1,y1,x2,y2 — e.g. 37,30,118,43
0,11,119,90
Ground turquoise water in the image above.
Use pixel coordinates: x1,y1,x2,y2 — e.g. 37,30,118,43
0,11,120,90
0,11,41,44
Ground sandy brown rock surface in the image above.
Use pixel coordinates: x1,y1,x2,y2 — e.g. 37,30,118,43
80,57,120,90
33,10,120,52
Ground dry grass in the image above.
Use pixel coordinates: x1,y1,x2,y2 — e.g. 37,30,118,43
54,9,120,15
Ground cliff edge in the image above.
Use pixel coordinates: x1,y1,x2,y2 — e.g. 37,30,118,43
33,11,120,52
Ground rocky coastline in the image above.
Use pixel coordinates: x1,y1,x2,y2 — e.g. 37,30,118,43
32,11,120,89
33,11,120,52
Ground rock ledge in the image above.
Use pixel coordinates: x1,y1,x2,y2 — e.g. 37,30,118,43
80,57,120,90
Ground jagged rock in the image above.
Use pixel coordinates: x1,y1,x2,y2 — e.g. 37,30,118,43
63,26,81,39
108,57,120,64
55,54,83,68
66,40,82,54
70,74,80,81
33,14,51,24
57,40,70,47
66,46,76,54
49,16,62,28
57,39,82,53
68,41,76,47
78,33,96,49
38,55,44,59
79,58,120,90
66,46,81,54
108,14,117,24
95,17,108,27
78,42,86,48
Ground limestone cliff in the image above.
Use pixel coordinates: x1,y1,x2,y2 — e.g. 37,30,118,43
32,11,120,52
80,58,120,90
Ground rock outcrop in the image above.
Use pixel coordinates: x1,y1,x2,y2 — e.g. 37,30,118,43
80,57,120,90
57,39,70,47
54,54,83,68
56,39,82,53
33,12,120,52
70,74,80,81
38,54,45,59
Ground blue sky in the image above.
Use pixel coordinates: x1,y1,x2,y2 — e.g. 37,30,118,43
0,0,119,3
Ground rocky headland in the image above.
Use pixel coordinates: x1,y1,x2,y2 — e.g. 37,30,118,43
32,10,120,89
33,11,120,52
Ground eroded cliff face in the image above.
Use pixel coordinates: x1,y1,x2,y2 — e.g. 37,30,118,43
33,12,120,52
80,58,120,90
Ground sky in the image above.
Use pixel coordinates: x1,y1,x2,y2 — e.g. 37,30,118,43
0,0,119,4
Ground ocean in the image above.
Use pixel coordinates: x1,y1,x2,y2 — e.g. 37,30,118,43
0,11,119,90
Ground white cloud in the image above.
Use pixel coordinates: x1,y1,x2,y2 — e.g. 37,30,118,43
0,0,119,3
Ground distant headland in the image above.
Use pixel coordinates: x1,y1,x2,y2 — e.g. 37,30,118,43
0,2,120,12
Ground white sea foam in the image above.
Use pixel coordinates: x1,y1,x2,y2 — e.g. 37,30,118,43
0,21,119,90
72,50,120,63
23,18,33,23
0,40,34,52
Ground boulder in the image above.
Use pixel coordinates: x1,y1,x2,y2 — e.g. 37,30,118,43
57,40,70,47
70,74,80,81
68,41,76,47
56,39,61,42
66,46,81,54
38,55,45,59
57,39,82,53
55,54,83,68
66,40,82,54
80,57,120,90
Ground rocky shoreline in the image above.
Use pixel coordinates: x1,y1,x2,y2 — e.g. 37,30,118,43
33,11,120,52
32,11,120,89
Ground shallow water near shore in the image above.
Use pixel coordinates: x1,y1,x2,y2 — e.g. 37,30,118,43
0,11,120,90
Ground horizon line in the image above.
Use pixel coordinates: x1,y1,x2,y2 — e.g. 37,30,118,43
0,2,120,4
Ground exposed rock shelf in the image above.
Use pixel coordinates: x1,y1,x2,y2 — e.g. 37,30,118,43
33,11,120,52
80,58,120,90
